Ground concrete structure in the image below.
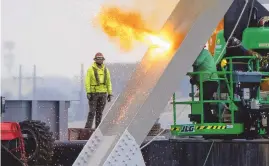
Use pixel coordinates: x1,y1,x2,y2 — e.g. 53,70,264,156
2,100,70,140
72,0,234,165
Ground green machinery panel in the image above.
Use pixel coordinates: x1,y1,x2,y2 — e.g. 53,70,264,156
171,123,244,136
171,27,269,138
242,28,269,49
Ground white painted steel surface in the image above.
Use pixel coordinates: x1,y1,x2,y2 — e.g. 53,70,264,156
127,0,234,145
73,0,233,165
103,130,145,166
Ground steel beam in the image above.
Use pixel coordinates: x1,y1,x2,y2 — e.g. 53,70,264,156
258,0,269,5
126,0,234,146
73,0,233,165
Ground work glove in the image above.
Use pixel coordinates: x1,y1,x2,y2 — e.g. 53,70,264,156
190,77,197,85
107,94,113,102
87,93,93,101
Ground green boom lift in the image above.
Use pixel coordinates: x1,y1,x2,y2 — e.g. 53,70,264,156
171,14,269,139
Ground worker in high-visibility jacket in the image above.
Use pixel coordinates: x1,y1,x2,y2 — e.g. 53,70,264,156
190,47,218,122
85,52,113,128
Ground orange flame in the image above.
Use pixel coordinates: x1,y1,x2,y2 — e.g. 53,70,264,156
93,6,183,123
94,6,173,55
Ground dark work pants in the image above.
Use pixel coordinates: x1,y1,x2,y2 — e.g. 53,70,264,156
85,93,107,128
203,81,218,122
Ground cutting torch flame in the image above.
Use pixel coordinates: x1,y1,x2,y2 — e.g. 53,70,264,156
94,6,172,54
93,6,182,123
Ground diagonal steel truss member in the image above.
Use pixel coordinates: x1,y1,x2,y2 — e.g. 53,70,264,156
73,0,233,165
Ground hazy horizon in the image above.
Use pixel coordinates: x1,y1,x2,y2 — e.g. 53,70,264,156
1,0,179,77
2,0,268,78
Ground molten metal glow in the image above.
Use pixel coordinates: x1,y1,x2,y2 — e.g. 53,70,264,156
95,6,173,55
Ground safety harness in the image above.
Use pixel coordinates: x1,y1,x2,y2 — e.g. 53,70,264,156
92,66,107,86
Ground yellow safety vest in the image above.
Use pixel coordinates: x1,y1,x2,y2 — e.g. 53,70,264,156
85,63,112,94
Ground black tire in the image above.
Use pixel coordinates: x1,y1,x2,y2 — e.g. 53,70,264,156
19,120,54,166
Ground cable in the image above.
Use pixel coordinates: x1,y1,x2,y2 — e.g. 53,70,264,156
141,0,250,156
140,128,166,150
140,104,189,150
140,92,197,150
247,0,256,27
1,144,27,166
202,141,215,166
123,1,249,151
176,104,189,117
216,0,250,64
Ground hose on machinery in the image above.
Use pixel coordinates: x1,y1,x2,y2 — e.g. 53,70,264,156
140,93,195,150
204,1,249,166
216,0,250,64
141,2,250,166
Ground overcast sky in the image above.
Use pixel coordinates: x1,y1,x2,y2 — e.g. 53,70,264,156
1,0,268,77
1,0,178,77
